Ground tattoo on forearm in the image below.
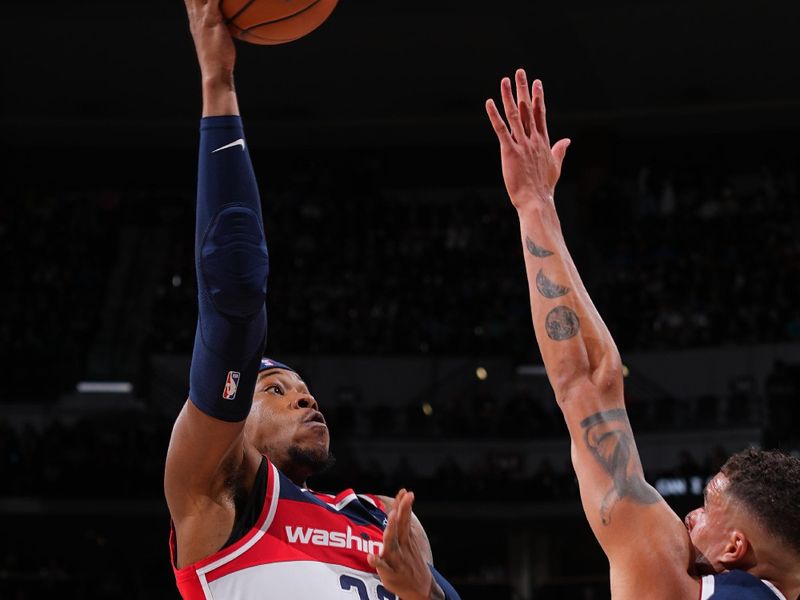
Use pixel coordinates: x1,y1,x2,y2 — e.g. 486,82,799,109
545,306,580,340
580,409,661,525
536,268,570,298
525,236,554,258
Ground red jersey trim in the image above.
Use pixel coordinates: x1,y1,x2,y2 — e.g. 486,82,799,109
310,490,385,513
359,493,385,512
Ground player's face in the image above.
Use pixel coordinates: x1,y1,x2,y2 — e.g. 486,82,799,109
684,473,739,574
245,369,330,479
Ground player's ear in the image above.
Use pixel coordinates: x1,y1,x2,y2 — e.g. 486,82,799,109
720,530,749,566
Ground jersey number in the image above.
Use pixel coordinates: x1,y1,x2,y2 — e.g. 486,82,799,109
339,574,396,600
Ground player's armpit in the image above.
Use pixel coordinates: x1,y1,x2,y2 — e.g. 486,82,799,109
165,401,253,511
165,401,264,568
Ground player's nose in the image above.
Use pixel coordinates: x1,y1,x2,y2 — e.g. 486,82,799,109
684,508,701,531
295,394,319,411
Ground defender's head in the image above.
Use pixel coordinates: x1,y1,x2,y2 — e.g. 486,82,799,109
244,358,332,485
685,448,800,575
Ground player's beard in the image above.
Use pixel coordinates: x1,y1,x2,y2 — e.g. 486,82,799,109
288,445,336,476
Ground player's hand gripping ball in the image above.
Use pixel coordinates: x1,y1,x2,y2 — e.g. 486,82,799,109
222,0,338,45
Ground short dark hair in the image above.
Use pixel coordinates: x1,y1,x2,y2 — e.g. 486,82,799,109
721,448,800,556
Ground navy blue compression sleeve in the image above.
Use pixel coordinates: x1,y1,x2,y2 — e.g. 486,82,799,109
431,565,462,600
188,116,268,422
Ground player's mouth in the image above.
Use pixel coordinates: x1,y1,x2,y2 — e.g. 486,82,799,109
303,411,327,429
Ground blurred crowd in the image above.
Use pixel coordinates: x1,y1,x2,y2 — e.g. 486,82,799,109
2,165,798,403
5,354,798,499
0,408,727,501
589,167,800,350
149,166,800,359
0,190,122,401
0,414,169,498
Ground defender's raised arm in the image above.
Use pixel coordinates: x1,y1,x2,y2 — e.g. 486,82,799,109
486,70,695,598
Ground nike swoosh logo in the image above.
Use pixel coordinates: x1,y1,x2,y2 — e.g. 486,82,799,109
212,138,245,153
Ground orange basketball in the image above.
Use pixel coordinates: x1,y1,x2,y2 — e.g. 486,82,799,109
222,0,339,45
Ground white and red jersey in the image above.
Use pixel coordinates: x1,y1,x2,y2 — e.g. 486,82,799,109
171,456,394,600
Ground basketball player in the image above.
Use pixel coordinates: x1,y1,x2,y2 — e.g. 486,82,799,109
164,2,460,598
486,68,800,599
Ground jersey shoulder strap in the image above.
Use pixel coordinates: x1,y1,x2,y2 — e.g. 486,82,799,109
701,570,786,600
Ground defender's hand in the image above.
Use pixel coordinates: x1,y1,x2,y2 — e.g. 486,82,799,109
485,69,570,211
368,490,443,600
184,0,236,84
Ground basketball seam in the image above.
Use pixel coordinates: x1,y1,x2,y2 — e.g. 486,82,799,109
228,21,249,37
224,0,259,25
242,0,325,32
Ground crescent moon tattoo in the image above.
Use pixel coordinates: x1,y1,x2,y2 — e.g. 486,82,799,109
526,236,554,258
536,268,570,298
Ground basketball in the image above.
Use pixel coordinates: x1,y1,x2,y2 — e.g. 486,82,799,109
222,0,339,45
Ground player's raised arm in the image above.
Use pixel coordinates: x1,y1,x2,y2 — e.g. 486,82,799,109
185,0,239,117
165,0,268,566
486,70,696,597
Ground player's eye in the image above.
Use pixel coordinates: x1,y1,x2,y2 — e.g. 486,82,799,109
264,384,283,394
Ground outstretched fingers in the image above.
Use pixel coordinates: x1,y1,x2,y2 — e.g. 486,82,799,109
488,72,551,149
394,490,414,547
499,77,527,143
368,488,411,572
532,79,550,146
515,69,534,138
380,489,406,555
485,98,513,146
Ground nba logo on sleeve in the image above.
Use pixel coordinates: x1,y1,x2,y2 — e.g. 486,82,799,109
223,371,241,400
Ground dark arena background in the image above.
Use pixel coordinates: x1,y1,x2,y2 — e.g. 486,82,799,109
2,0,800,598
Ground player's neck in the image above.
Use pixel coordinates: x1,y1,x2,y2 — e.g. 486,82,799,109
275,461,313,487
772,568,800,600
745,553,800,600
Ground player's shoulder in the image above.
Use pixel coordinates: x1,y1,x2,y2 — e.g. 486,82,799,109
701,571,786,599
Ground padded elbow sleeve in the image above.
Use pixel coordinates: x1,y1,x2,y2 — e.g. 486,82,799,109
188,116,268,423
201,205,269,319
